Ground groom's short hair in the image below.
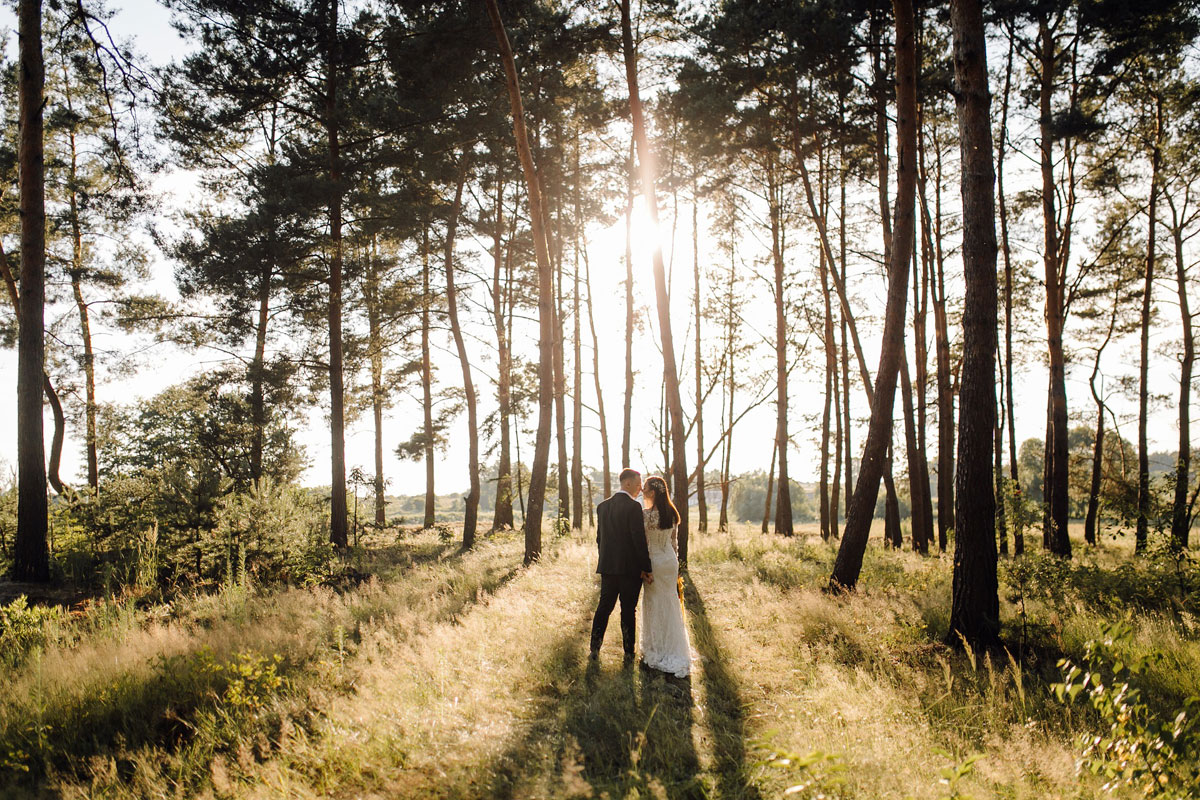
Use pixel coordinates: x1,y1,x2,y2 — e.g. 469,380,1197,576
618,468,640,484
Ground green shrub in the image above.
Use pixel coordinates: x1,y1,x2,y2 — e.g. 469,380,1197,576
0,596,67,668
1054,622,1200,798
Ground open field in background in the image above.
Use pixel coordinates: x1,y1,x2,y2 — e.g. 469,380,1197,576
1,520,1197,798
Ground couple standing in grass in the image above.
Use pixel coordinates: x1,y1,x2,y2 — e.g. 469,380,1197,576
589,468,692,678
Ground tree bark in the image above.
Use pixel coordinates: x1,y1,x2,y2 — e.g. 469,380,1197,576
622,139,635,470
620,0,689,564
693,179,707,533
946,0,1000,648
485,0,554,564
900,350,929,553
491,169,515,531
820,231,835,541
325,0,348,550
420,224,436,529
583,245,611,498
1038,16,1071,557
444,161,478,550
1136,95,1162,555
769,161,793,537
829,0,916,592
15,0,49,582
65,123,99,492
571,140,584,530
1171,209,1194,549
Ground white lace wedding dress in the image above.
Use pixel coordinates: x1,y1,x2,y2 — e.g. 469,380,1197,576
640,507,692,678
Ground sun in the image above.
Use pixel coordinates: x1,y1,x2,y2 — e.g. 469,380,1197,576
587,194,663,284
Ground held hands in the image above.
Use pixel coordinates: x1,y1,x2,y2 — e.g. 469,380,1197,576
641,571,654,584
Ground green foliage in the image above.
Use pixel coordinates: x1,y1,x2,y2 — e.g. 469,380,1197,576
0,596,68,668
1054,622,1200,798
758,742,848,798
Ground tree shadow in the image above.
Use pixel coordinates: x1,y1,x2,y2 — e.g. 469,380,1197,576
477,602,706,799
684,579,763,800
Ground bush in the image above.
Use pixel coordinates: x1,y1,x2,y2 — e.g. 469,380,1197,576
1054,622,1200,798
0,596,68,668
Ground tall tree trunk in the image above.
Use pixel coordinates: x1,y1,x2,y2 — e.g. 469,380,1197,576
841,317,851,539
1136,96,1162,555
830,0,917,591
486,0,554,564
1038,16,1071,557
620,0,689,563
15,0,49,581
768,162,793,537
571,140,584,530
325,0,348,550
251,259,271,490
584,246,611,498
884,448,902,548
995,360,1008,555
444,161,478,550
947,0,1000,648
1171,211,1194,549
1085,344,1108,545
492,170,515,531
421,225,436,528
622,139,635,469
551,180,570,525
693,179,707,533
820,239,835,541
65,127,99,492
997,31,1021,556
719,239,736,532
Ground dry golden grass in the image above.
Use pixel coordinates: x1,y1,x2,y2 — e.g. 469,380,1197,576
4,522,1197,799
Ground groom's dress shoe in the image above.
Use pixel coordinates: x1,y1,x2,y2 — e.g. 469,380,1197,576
588,648,600,661
622,652,636,665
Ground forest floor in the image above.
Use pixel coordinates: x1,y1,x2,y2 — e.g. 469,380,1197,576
2,523,1198,799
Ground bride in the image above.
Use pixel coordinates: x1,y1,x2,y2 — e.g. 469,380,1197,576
639,476,692,678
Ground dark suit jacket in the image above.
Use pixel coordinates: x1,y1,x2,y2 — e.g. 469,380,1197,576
595,492,653,576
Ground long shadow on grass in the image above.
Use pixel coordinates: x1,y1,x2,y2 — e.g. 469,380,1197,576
478,601,705,800
0,542,522,795
685,578,762,800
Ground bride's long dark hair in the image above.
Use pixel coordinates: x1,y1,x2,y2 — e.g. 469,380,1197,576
644,476,680,529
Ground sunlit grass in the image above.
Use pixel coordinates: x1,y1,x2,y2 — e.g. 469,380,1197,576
3,520,1197,798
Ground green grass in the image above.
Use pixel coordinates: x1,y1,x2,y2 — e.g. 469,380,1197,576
2,522,1197,798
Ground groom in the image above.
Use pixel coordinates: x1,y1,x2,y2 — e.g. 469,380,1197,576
589,468,654,661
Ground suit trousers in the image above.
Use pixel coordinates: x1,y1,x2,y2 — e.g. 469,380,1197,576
590,573,643,655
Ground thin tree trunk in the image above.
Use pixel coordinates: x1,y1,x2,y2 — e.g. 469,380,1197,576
621,0,688,563
1085,353,1107,545
583,245,611,498
551,178,570,525
622,138,635,469
841,315,851,539
325,0,349,550
486,0,554,563
1039,16,1071,557
693,178,707,533
830,0,917,591
1171,210,1194,549
251,260,271,490
763,440,776,534
444,161,478,550
421,225,436,528
1136,95,1162,555
492,170,515,531
947,0,1000,648
900,351,928,553
571,139,584,530
65,126,99,492
998,31,1020,518
820,238,835,541
15,0,49,581
769,162,793,537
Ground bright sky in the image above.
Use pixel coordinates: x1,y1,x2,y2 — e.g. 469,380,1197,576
0,1,1191,500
